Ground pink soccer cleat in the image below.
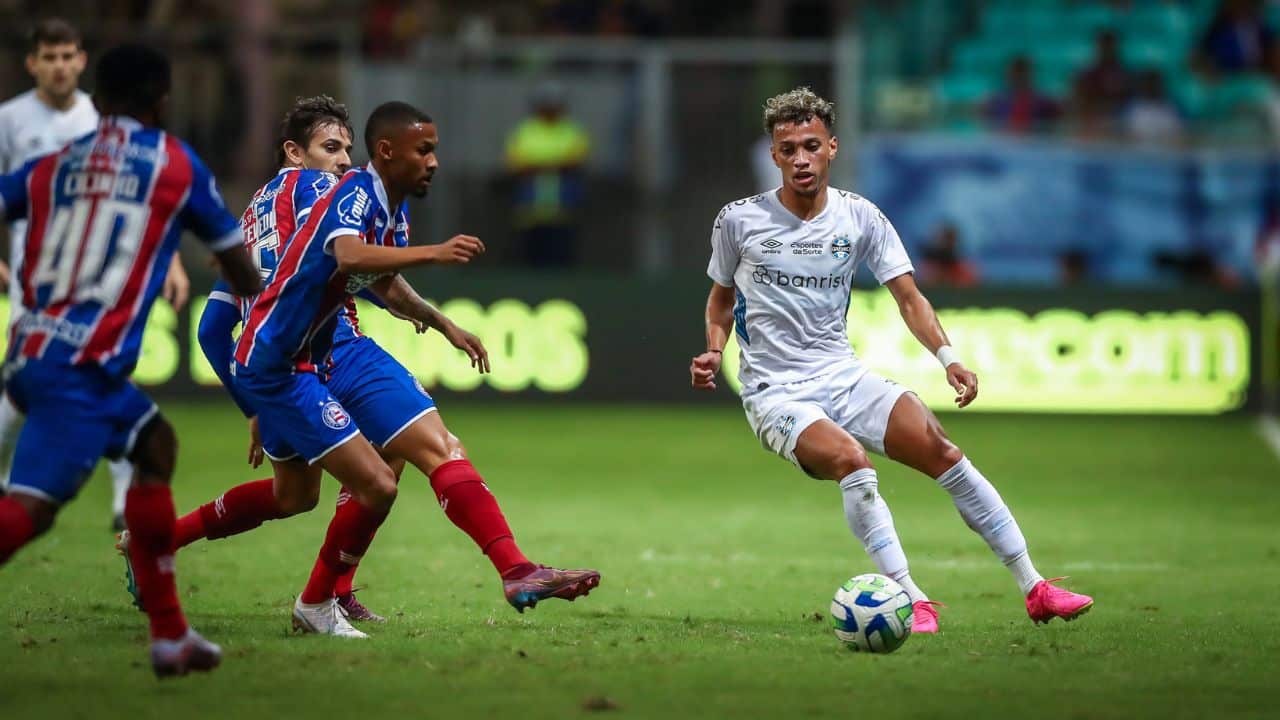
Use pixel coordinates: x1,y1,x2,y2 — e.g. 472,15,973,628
1026,577,1093,625
911,600,943,634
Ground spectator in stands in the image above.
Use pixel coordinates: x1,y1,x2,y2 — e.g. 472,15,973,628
505,82,591,268
1059,250,1090,286
1072,30,1133,138
1124,70,1185,146
1196,0,1274,74
920,223,979,287
984,56,1060,134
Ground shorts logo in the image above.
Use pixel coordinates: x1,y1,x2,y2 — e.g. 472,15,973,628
831,234,852,260
413,377,432,398
321,401,351,430
775,414,797,438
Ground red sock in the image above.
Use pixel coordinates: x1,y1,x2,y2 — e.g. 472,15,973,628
124,485,188,640
429,460,532,577
0,496,37,564
334,489,358,597
300,495,387,604
175,478,284,549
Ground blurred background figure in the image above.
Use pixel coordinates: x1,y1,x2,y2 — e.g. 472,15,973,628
984,56,1061,134
919,223,979,288
1196,0,1274,75
504,82,591,269
1071,30,1133,138
1124,70,1185,146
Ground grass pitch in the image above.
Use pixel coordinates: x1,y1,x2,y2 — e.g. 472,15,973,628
2,403,1278,719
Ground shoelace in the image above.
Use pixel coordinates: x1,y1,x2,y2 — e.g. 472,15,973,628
914,600,946,616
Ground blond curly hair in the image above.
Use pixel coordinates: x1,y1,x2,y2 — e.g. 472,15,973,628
762,86,835,135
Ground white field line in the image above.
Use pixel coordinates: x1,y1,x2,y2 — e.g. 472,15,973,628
1259,415,1280,466
635,549,1168,572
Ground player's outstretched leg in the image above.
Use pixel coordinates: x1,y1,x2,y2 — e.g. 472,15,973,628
118,465,322,610
384,412,600,614
293,438,396,638
793,419,940,633
127,416,222,677
883,393,1093,625
108,458,133,531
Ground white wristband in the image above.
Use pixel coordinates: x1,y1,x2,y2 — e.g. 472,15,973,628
936,345,960,369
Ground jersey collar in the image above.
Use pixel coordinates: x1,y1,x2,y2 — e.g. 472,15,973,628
363,162,393,215
101,115,144,132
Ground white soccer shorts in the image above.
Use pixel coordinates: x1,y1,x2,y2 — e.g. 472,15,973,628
741,360,910,472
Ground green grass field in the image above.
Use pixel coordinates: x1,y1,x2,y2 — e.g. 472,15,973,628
3,404,1279,719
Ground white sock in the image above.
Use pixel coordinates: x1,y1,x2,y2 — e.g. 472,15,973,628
936,457,1044,595
839,468,928,603
0,393,26,488
108,458,134,516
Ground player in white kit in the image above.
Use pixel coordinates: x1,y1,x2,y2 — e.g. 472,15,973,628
689,88,1093,631
0,19,190,530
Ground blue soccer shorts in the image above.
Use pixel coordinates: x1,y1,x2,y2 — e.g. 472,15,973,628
233,365,360,465
4,359,157,504
325,337,436,448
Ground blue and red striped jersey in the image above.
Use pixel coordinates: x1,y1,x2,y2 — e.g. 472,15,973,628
233,164,408,375
0,115,241,379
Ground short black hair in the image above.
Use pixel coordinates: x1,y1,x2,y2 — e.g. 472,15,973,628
277,95,353,167
364,101,432,157
30,18,82,53
95,44,170,117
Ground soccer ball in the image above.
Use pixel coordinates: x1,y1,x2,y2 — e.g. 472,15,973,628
830,573,913,653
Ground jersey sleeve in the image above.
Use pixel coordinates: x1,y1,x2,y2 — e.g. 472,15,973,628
392,204,410,248
197,283,255,417
706,206,739,287
293,171,336,225
321,177,374,255
180,146,243,253
860,200,914,285
0,158,35,221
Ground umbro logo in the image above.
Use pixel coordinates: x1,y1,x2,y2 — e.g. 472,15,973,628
762,239,782,249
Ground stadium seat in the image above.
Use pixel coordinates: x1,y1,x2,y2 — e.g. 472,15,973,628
935,74,997,107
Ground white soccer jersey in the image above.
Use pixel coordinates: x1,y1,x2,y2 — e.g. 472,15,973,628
0,88,98,319
707,186,913,393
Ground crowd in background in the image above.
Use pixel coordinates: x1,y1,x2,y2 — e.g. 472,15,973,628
0,0,1274,287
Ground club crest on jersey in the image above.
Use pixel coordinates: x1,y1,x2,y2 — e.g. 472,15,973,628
336,186,372,227
831,234,852,260
321,401,351,430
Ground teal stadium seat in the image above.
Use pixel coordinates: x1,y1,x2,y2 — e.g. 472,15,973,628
935,74,997,107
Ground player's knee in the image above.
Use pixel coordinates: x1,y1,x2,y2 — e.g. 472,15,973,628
11,493,57,535
277,483,320,515
363,465,398,511
830,444,873,479
130,416,176,482
937,440,964,470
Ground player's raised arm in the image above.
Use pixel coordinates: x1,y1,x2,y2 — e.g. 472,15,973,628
883,273,977,408
330,232,484,274
692,283,734,391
